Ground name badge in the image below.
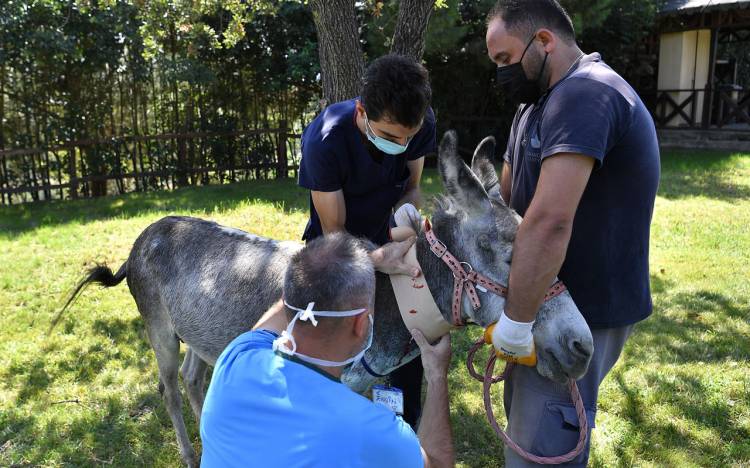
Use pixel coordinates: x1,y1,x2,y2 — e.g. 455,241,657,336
372,385,404,415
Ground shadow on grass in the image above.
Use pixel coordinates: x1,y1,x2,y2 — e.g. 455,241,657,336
0,171,449,239
90,316,152,359
1,342,204,465
0,177,309,239
0,409,38,465
3,390,193,466
602,271,750,465
627,279,750,365
609,366,749,465
4,317,154,406
658,149,750,201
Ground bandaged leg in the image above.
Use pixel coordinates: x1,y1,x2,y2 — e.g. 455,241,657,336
390,203,422,242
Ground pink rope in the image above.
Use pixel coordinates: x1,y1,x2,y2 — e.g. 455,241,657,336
466,339,589,464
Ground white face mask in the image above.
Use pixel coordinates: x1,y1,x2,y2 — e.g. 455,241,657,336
272,301,374,368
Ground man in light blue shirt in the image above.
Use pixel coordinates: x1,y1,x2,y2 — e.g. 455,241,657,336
200,233,454,467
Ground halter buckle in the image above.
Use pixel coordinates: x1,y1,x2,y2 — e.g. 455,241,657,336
430,239,448,258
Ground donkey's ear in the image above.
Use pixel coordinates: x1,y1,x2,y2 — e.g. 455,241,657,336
438,130,491,213
471,136,505,206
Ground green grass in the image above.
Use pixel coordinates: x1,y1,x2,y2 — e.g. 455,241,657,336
1,151,748,467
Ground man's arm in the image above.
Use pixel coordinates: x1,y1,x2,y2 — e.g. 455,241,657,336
397,157,425,209
313,188,420,277
411,330,454,468
311,190,346,234
500,161,512,205
252,300,287,333
504,153,594,323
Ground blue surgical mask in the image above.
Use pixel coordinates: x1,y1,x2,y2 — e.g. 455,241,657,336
364,114,412,155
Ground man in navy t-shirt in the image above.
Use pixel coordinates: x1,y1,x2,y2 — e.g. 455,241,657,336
298,54,437,428
485,1,660,466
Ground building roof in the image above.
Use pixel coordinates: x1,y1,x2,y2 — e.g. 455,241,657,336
659,0,750,15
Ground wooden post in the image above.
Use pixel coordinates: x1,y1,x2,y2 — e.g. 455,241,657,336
703,27,719,129
0,155,6,205
277,120,288,179
68,148,78,199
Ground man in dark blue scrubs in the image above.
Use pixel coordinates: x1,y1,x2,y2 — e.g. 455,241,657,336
298,54,437,429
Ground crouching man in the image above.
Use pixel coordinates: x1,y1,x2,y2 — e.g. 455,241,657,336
200,233,454,468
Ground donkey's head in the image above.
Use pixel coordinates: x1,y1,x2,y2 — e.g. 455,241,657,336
422,131,593,383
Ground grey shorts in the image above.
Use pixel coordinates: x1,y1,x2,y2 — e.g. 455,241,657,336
502,325,634,467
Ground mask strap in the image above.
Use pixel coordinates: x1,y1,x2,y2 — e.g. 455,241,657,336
519,33,537,62
536,52,549,82
291,315,374,368
272,301,368,359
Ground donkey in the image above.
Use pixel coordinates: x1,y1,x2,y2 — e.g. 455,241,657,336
57,131,593,467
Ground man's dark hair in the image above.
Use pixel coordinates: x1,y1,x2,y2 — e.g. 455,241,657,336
283,233,375,328
361,54,431,128
488,0,575,43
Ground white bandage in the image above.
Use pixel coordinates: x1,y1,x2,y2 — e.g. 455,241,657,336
394,203,421,228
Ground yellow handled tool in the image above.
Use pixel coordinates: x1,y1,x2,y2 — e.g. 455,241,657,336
484,323,538,367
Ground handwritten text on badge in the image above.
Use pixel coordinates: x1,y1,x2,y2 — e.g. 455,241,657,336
372,385,404,415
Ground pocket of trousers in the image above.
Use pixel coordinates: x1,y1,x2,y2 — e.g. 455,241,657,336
529,401,596,464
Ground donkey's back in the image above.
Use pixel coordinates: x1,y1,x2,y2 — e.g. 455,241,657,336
126,215,302,365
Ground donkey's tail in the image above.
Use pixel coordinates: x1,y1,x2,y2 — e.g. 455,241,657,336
48,262,128,333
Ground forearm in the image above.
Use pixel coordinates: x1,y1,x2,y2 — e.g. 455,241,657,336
321,222,345,235
418,375,454,468
500,162,512,204
505,215,571,322
311,190,346,234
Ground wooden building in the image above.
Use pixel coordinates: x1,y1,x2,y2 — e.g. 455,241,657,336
653,0,750,149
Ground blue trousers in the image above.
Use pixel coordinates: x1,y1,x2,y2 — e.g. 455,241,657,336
502,325,634,467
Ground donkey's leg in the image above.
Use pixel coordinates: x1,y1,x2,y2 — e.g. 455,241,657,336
146,318,198,468
180,347,208,423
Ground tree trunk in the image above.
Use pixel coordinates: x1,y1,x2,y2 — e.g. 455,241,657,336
390,0,437,62
309,0,365,105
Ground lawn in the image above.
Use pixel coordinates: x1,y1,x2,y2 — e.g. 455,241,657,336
1,150,749,467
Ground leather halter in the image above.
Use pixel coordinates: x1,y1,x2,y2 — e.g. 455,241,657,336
423,219,567,326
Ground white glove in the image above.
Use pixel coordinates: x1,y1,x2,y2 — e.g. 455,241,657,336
491,311,535,359
394,203,421,228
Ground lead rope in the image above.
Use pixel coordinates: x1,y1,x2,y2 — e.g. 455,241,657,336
466,339,589,464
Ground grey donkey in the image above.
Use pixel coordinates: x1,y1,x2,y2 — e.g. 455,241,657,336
55,131,594,467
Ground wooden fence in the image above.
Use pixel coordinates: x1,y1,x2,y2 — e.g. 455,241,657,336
0,123,300,205
0,114,517,206
646,86,750,129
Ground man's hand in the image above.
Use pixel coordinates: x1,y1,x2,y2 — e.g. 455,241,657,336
369,237,421,278
411,330,451,383
487,311,536,366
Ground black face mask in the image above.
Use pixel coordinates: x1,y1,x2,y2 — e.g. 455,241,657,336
495,34,549,105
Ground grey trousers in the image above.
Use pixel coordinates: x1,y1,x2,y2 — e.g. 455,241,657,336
502,325,634,467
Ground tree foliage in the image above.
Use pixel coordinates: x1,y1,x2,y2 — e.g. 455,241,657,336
0,0,662,200
0,0,319,197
